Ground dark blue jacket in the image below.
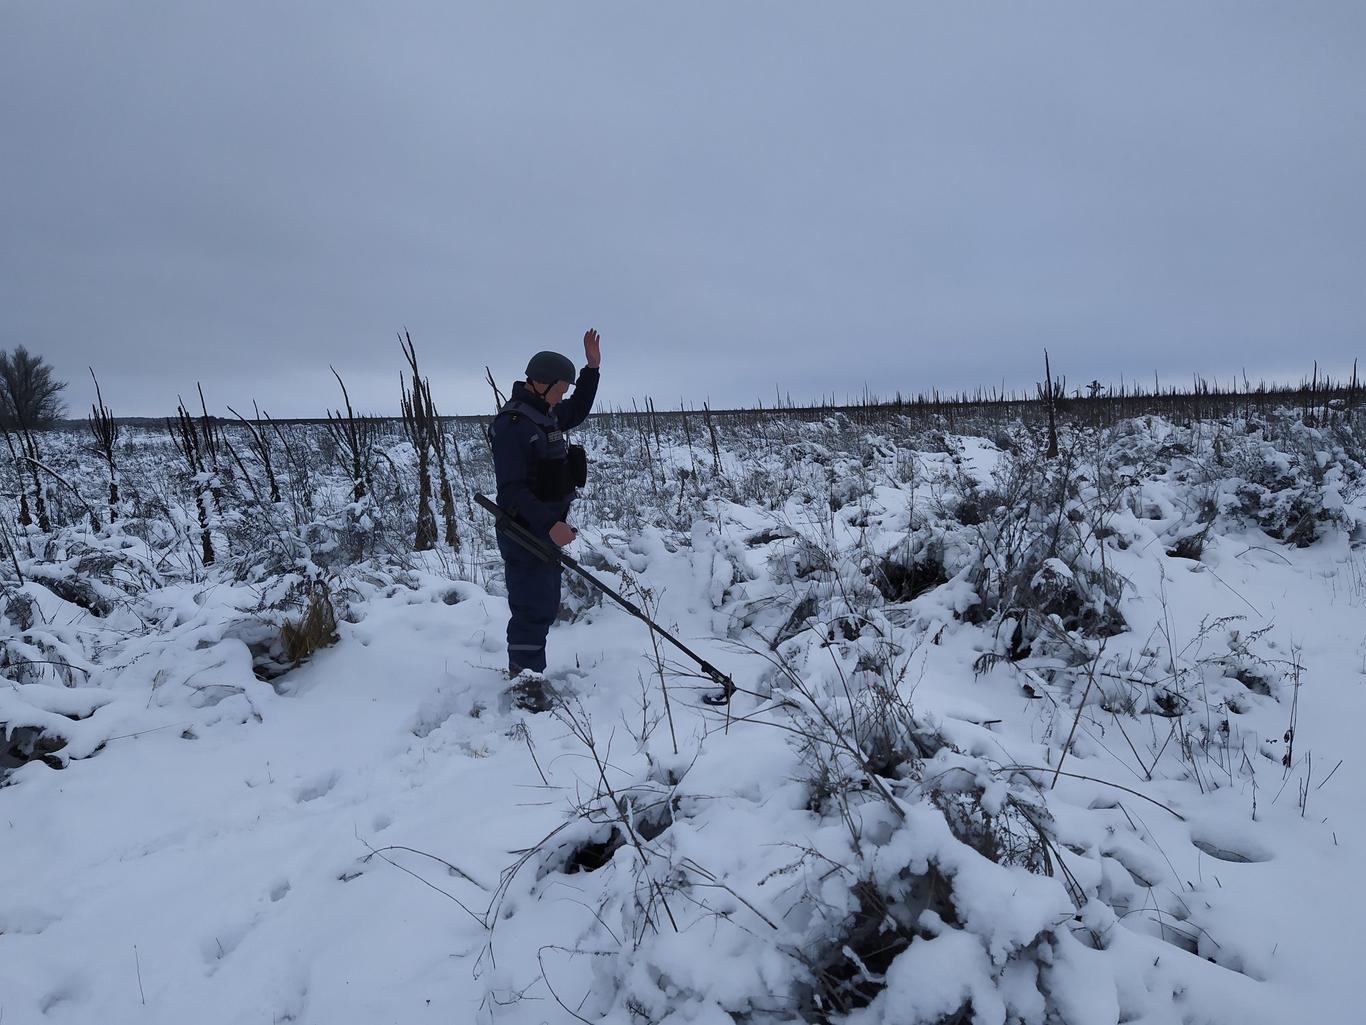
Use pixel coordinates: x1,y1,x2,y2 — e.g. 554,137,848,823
490,368,599,536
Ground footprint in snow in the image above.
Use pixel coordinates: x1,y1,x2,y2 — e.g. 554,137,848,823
0,904,59,935
293,771,340,803
1192,833,1272,864
40,975,90,1016
412,685,471,739
200,917,255,969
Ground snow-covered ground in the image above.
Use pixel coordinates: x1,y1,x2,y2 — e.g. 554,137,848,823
2,411,1364,1023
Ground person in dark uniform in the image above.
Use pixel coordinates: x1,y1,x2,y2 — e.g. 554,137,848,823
489,329,601,677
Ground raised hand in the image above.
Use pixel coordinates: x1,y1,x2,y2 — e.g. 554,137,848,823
583,328,601,369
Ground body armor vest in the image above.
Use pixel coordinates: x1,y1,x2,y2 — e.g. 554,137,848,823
495,397,587,502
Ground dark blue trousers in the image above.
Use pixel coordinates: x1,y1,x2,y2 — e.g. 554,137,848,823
498,533,562,674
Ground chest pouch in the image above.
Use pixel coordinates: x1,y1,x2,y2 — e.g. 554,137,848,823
568,444,588,488
532,456,574,502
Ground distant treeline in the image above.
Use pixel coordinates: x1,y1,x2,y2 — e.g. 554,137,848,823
45,357,1363,434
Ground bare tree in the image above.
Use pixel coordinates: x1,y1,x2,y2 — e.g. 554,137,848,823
426,394,462,550
166,387,223,567
1041,350,1059,460
0,348,67,530
324,369,377,504
0,347,67,431
226,401,281,505
399,332,439,552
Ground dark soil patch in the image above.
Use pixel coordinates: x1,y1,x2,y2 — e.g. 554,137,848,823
875,553,947,603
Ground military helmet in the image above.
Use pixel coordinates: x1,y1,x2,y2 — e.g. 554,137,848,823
525,351,576,385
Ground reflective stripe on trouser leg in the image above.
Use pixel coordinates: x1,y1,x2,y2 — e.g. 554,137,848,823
499,533,562,674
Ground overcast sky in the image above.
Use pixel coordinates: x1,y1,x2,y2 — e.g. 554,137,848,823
3,2,1363,419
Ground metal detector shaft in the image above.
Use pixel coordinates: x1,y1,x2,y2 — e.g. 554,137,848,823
475,493,736,703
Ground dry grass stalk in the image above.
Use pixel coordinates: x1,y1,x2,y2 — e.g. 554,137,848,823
87,368,120,521
281,583,339,664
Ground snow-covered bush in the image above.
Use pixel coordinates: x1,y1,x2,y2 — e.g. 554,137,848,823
1219,418,1365,546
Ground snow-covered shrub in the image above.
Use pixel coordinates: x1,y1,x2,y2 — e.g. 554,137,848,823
1216,416,1366,546
480,599,1265,1025
959,431,1128,652
1,571,119,776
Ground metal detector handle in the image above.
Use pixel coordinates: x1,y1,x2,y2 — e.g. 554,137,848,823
474,493,556,564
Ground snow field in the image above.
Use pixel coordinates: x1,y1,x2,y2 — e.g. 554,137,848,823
2,411,1364,1023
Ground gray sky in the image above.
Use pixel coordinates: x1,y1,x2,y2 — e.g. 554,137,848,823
3,1,1364,418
